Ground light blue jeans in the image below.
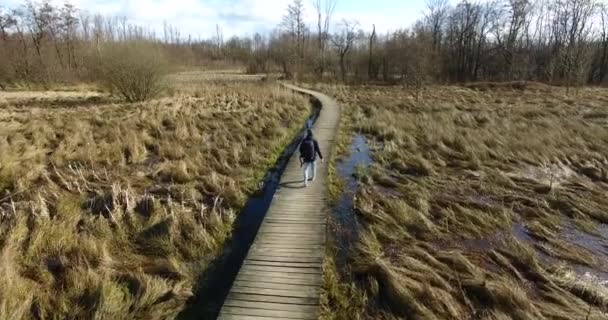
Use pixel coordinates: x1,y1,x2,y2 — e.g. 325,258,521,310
303,161,316,185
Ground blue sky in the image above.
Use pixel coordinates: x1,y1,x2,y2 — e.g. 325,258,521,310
3,0,435,38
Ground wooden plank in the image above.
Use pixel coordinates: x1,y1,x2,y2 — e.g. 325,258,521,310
264,219,325,224
241,265,322,275
265,211,325,215
253,239,325,245
250,248,323,254
267,210,325,214
266,209,325,214
221,306,316,319
256,228,325,234
257,225,325,231
237,270,322,282
262,214,324,218
253,239,324,245
255,235,322,240
225,292,318,306
245,256,323,263
256,233,325,239
223,300,319,314
249,244,324,251
253,239,324,246
233,279,320,290
259,224,325,229
243,260,321,267
218,314,280,320
257,227,325,233
248,254,319,263
249,252,323,259
236,274,322,286
257,228,325,233
241,264,321,273
229,286,320,299
250,243,324,250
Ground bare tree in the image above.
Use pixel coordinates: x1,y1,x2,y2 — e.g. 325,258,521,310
24,1,54,64
60,3,79,70
552,0,597,92
282,0,307,77
445,1,484,81
0,6,16,41
473,1,496,79
331,20,358,83
368,24,377,80
0,6,17,89
313,0,337,77
595,4,608,83
425,0,450,50
494,0,533,78
215,24,224,57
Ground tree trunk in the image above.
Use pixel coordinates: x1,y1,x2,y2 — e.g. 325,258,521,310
368,24,376,80
340,53,346,83
599,41,608,83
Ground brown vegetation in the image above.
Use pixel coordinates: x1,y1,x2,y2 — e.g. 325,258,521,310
320,83,608,319
0,79,310,319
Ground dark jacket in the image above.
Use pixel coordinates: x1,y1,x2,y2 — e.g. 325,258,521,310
300,131,323,162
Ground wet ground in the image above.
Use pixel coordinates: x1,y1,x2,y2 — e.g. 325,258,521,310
331,135,608,290
330,134,373,262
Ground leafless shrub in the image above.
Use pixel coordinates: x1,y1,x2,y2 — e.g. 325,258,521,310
97,42,168,102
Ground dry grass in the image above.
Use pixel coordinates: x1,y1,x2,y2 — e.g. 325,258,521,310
0,80,310,319
318,83,608,319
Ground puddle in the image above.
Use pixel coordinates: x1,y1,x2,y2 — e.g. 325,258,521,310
571,265,608,286
454,223,532,253
561,221,608,257
441,220,608,287
527,220,608,287
558,221,608,285
177,101,320,320
510,162,577,186
331,134,373,260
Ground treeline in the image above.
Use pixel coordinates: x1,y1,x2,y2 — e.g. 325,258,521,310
1,0,607,89
266,0,608,88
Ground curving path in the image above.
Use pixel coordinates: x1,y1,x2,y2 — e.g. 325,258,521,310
217,85,340,319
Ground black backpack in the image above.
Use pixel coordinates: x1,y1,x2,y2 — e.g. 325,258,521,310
300,139,315,161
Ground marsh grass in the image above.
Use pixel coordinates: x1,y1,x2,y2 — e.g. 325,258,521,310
321,84,608,319
0,81,310,319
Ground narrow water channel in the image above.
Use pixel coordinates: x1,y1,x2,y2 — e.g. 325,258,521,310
176,97,320,320
331,134,372,263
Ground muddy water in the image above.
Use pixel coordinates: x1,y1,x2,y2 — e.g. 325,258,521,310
456,223,533,252
177,100,320,320
561,221,608,257
331,134,373,262
559,221,608,284
454,219,608,287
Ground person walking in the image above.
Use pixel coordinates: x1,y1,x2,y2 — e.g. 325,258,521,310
299,129,323,187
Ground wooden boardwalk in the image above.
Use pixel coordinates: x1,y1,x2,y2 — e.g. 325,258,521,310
217,85,339,320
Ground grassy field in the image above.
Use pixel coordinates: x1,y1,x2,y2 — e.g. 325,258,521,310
0,78,310,319
319,83,608,319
